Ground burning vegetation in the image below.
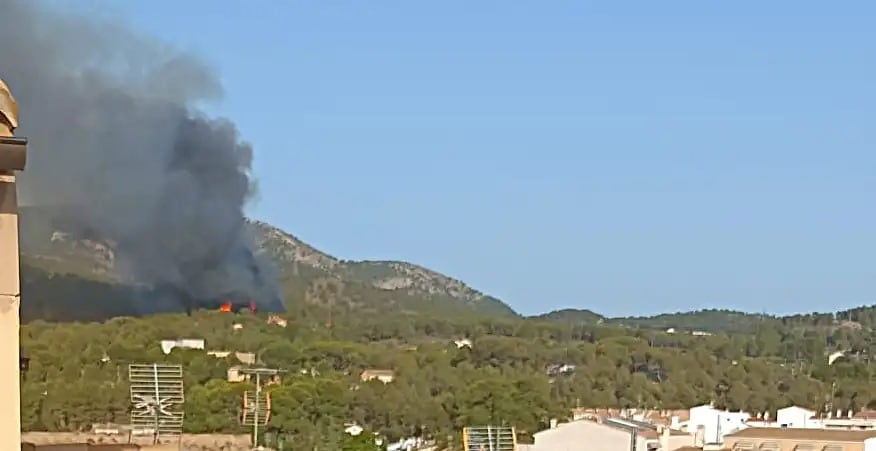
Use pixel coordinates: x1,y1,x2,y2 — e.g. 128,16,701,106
217,300,256,314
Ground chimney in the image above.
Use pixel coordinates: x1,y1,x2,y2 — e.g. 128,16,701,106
660,426,670,451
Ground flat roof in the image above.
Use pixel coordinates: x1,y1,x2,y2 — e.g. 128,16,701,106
727,427,876,442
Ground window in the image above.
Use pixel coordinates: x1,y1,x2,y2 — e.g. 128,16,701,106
822,445,843,451
759,441,780,451
733,441,755,451
794,444,817,451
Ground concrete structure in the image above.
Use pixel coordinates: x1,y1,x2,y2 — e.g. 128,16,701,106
267,315,288,328
159,338,205,354
724,427,876,451
360,369,395,384
345,424,364,436
776,406,818,428
747,406,876,431
687,404,750,445
570,408,690,428
235,351,256,365
227,366,247,382
829,351,847,365
0,77,26,450
454,338,472,349
530,419,693,451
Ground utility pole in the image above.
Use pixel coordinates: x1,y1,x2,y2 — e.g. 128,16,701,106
254,371,262,447
241,367,283,449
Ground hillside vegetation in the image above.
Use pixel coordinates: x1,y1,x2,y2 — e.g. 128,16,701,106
15,207,876,449
19,207,516,320
21,304,876,448
24,206,874,332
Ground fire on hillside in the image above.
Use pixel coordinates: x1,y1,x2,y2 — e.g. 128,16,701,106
217,300,256,314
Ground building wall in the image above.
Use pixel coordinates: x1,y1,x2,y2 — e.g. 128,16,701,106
865,437,876,451
776,406,816,428
687,405,750,444
534,421,632,451
532,421,685,451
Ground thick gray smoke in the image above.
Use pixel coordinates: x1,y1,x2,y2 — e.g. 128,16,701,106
0,0,282,311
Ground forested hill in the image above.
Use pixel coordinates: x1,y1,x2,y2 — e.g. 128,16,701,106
20,298,876,447
15,208,876,449
534,307,876,334
18,206,876,331
17,206,516,321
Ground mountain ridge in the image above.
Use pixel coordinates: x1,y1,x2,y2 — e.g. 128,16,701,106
533,306,876,334
19,207,518,318
17,206,876,329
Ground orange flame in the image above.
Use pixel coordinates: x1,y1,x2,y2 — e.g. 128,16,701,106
219,302,232,312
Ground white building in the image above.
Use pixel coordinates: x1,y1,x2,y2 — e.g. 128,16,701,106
160,338,205,354
454,338,472,349
776,405,817,428
687,404,750,445
345,424,364,436
530,419,693,451
746,406,876,431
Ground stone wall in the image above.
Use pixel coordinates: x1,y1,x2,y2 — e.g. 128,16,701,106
22,432,252,451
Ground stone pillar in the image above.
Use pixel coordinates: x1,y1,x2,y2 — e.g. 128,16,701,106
0,77,24,450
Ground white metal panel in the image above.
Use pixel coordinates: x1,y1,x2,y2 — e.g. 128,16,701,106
128,363,185,442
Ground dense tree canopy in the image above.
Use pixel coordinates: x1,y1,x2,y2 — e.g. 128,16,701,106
20,300,876,449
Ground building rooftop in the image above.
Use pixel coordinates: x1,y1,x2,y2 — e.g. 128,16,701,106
853,410,876,420
727,427,876,442
361,369,394,375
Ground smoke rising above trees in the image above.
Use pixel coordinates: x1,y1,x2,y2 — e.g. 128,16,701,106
0,0,281,310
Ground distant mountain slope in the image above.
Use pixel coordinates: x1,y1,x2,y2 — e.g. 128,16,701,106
17,206,876,328
609,309,771,333
249,221,516,316
534,307,876,335
533,308,772,333
532,308,605,324
17,208,517,319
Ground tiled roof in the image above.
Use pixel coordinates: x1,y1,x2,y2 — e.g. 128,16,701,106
853,410,876,419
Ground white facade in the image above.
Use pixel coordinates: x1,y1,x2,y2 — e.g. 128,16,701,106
776,406,817,428
345,424,364,436
687,404,750,444
160,338,205,354
864,437,876,451
531,420,692,451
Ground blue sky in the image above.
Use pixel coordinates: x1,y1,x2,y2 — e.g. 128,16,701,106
55,1,876,316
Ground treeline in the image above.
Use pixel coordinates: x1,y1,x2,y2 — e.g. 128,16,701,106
20,302,876,448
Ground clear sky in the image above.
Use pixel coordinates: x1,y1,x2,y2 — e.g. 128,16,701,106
51,1,876,316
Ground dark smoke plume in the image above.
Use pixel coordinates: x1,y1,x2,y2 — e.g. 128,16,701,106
0,0,282,311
